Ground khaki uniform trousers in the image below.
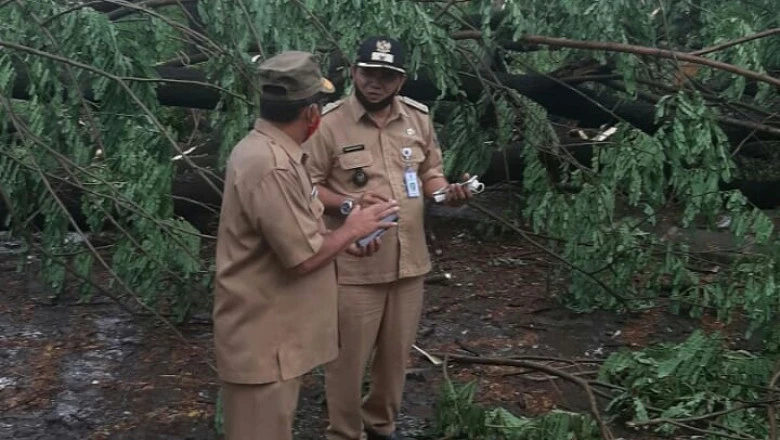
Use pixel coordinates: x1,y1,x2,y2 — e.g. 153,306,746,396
325,276,425,440
221,377,301,440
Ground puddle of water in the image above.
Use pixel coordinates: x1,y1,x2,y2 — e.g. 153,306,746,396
53,390,82,423
63,353,116,387
0,347,20,359
50,315,141,430
61,316,140,389
0,328,45,341
0,376,17,390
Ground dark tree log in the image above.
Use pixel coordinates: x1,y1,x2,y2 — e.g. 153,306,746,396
9,50,779,146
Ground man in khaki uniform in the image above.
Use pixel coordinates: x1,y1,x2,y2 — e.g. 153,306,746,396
213,50,399,440
304,37,472,440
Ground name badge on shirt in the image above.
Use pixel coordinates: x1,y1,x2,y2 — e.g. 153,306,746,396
401,147,419,198
404,169,420,198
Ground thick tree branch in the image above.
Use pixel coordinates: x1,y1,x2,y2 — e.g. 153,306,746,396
510,34,780,89
452,30,780,89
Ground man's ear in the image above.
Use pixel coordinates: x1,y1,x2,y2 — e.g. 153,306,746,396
395,74,407,95
307,103,320,122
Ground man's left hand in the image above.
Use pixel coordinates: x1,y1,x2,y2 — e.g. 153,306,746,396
444,173,473,207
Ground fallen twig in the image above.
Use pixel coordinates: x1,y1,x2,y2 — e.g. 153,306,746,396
509,355,605,364
628,403,761,427
414,344,443,366
455,339,482,357
500,369,599,381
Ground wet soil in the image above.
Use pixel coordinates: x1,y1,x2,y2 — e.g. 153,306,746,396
0,205,751,439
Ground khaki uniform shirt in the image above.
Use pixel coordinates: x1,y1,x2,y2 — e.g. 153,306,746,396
304,94,445,285
213,119,338,385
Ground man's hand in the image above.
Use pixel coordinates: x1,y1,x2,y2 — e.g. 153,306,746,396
443,173,473,207
343,200,399,239
345,236,381,257
357,191,388,208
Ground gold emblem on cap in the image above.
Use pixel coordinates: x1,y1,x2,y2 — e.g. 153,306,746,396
376,40,392,53
321,78,335,93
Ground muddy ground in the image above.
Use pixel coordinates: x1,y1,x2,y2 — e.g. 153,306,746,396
0,203,751,440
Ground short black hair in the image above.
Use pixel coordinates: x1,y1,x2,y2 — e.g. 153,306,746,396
259,92,324,123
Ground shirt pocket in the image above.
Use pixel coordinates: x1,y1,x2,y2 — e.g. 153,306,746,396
337,149,373,170
336,149,377,190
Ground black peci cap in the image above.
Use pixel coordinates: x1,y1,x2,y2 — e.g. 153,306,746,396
355,36,406,74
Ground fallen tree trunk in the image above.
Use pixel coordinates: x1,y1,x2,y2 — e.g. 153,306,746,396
8,60,778,148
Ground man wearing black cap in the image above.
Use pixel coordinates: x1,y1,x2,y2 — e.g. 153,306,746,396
213,50,399,440
305,37,472,440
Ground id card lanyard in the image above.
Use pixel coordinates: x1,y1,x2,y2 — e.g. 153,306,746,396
402,147,420,198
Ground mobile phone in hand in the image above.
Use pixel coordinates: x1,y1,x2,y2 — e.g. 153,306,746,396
356,213,399,248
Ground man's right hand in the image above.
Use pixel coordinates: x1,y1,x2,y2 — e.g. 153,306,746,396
343,200,399,239
357,191,389,208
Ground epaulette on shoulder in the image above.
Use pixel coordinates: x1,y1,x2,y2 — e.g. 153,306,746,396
399,96,429,114
322,99,344,116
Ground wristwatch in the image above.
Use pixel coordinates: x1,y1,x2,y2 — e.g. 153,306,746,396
340,198,354,216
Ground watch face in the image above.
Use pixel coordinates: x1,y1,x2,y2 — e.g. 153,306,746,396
340,200,353,215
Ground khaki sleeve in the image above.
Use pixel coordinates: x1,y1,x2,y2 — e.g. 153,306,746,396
303,127,333,185
418,118,445,182
239,170,324,269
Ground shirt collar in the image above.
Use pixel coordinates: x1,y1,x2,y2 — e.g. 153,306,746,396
346,93,408,125
253,118,304,163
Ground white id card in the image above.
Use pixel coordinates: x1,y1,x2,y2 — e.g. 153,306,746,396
404,168,420,198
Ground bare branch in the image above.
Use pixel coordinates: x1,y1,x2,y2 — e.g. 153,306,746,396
106,0,195,20
693,28,780,56
513,34,780,89
451,31,780,88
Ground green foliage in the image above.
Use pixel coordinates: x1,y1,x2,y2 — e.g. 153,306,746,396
0,0,778,348
520,88,779,334
600,330,777,438
0,1,208,320
198,0,463,168
0,1,778,437
432,377,600,440
441,94,516,180
434,333,778,440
